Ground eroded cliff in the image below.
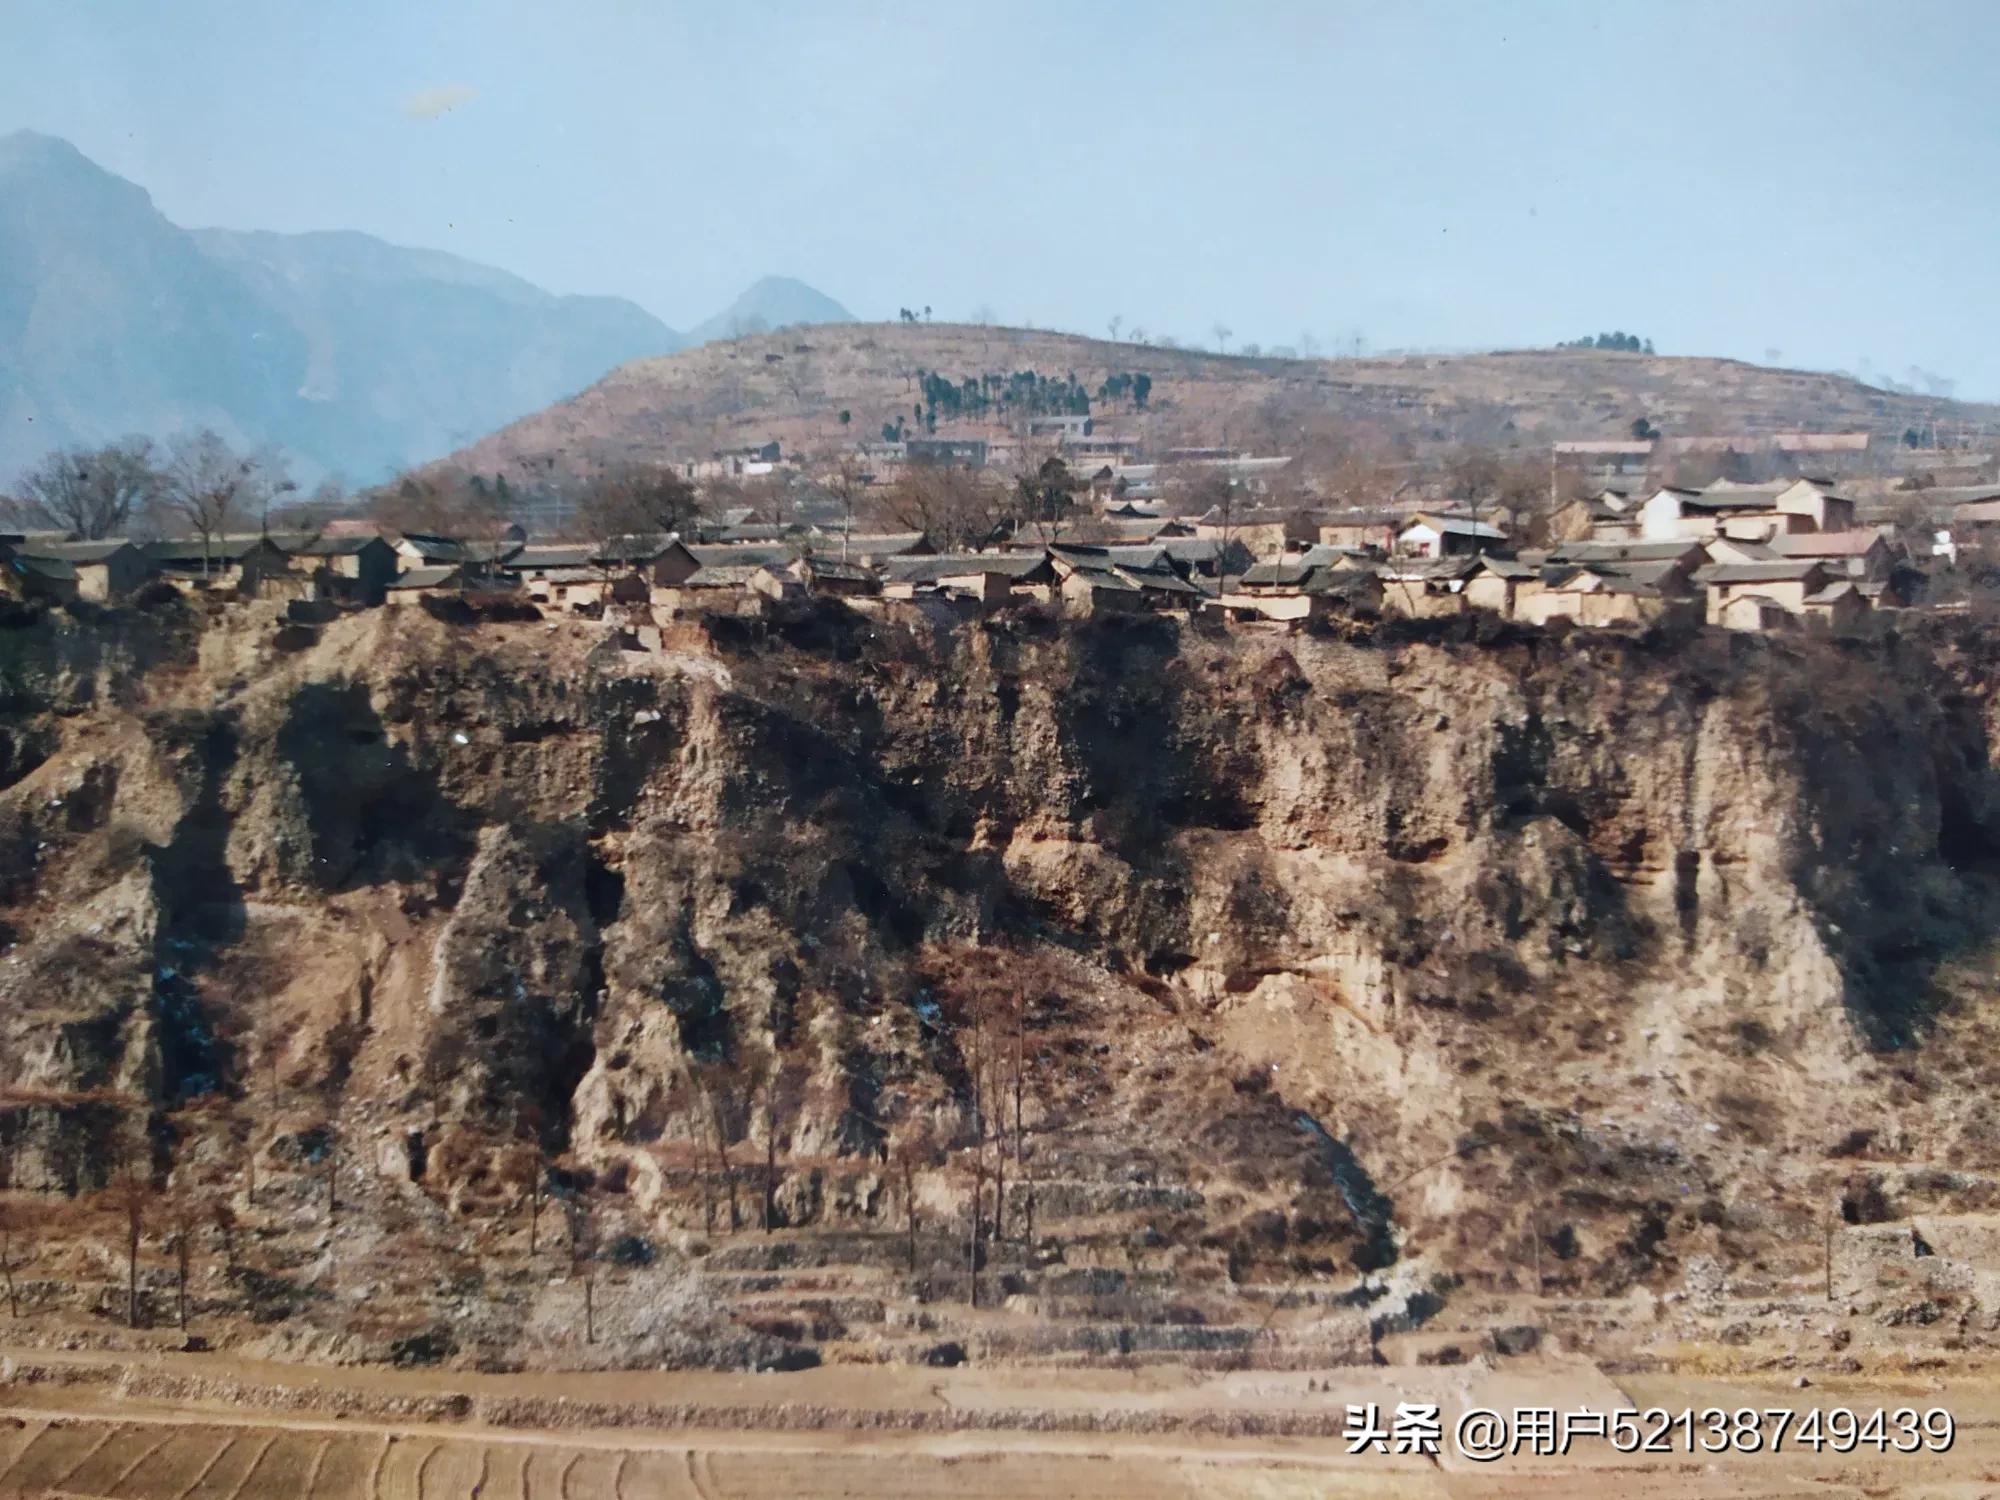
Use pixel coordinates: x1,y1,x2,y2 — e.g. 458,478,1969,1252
4,596,1999,1369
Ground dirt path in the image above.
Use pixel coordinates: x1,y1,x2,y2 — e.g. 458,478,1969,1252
0,1346,1992,1497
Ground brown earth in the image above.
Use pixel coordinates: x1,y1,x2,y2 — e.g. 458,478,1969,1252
432,322,2000,482
4,592,2000,1389
0,1345,1991,1498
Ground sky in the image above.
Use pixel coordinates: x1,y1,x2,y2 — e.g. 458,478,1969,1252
5,0,2000,396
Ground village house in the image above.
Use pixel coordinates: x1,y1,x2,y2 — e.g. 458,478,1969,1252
791,556,880,597
880,551,1054,607
1055,558,1146,616
1236,543,1369,595
1548,491,1642,544
0,546,78,602
1695,559,1833,626
534,566,650,612
811,532,931,566
17,539,150,601
594,536,702,587
1769,528,1895,579
1771,477,1860,534
1049,545,1206,613
1395,513,1509,558
1191,507,1309,560
1638,487,1791,542
146,535,295,597
1543,538,1708,586
687,542,802,573
1799,578,1869,633
284,534,399,603
700,521,802,544
1717,593,1795,632
1316,508,1407,552
1701,535,1780,566
1027,414,1092,439
393,527,526,577
1462,555,1542,618
1377,555,1478,617
677,441,787,481
1517,566,1690,629
905,436,989,467
1060,515,1199,546
383,565,464,606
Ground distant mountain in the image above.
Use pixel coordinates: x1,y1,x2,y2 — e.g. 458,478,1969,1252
682,275,853,347
0,131,679,482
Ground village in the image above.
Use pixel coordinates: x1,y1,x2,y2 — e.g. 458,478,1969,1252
3,421,1994,645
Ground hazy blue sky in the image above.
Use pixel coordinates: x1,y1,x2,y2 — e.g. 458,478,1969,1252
6,0,1999,396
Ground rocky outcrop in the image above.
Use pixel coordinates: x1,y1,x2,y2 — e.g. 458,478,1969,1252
4,598,2000,1360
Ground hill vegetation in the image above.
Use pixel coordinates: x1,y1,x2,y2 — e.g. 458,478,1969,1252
439,321,2000,489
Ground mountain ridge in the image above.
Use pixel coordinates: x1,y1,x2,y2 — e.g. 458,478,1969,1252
0,132,851,482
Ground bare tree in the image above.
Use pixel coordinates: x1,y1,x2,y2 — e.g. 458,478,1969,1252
573,465,701,553
565,1190,597,1344
825,457,866,558
686,1060,744,1234
1010,451,1081,545
895,1128,936,1278
0,1200,25,1318
1213,324,1233,355
319,1125,341,1227
4,438,163,539
106,1149,151,1330
759,1058,807,1235
501,1135,548,1258
1107,315,1123,343
868,464,1007,552
162,430,285,573
166,1182,199,1333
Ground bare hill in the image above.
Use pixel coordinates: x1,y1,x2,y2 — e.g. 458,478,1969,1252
440,321,2000,481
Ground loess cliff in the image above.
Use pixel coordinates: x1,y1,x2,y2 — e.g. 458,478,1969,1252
4,594,2000,1373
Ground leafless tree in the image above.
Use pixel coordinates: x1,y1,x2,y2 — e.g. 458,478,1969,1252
686,1060,744,1234
565,1189,597,1344
824,457,866,556
574,465,700,552
895,1128,936,1278
1010,450,1080,545
868,464,1007,552
165,1182,201,1332
759,1058,807,1235
0,1200,25,1318
501,1134,548,1258
4,438,164,538
319,1125,341,1227
1212,324,1233,355
106,1148,151,1330
162,430,287,572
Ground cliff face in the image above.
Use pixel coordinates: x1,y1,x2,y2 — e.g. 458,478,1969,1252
4,598,2000,1364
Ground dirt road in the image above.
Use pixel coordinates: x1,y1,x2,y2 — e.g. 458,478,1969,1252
0,1346,1990,1497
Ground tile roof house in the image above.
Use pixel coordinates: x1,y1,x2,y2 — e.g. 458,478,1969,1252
1395,513,1509,558
1769,528,1896,578
16,539,150,600
146,535,295,596
1693,560,1831,625
0,546,78,602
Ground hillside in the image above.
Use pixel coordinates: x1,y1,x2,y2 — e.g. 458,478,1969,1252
3,598,2000,1381
440,321,2000,482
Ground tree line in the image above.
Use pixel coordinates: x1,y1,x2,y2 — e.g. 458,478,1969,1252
1556,331,1654,354
1,431,327,548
